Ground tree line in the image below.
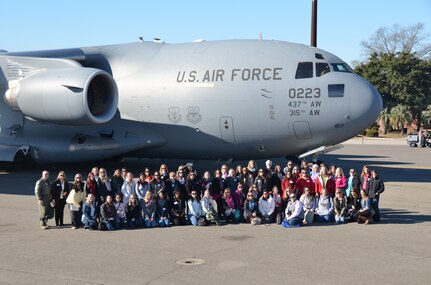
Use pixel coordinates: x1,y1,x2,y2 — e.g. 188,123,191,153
354,23,431,134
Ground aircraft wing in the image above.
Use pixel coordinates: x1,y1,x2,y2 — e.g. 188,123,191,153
298,144,344,160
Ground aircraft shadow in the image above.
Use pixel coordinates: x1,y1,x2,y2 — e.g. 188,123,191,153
320,154,431,183
379,208,431,224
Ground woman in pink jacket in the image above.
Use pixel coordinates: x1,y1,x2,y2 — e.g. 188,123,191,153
334,167,347,195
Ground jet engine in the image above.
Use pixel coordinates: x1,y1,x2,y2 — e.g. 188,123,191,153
4,67,118,125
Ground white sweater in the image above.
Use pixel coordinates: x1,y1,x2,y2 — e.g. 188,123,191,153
258,196,275,216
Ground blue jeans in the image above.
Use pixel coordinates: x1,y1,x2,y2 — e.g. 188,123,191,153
144,219,156,228
158,218,170,227
317,214,332,223
372,198,380,222
335,215,345,223
287,216,302,226
100,220,114,230
128,218,141,229
188,214,199,226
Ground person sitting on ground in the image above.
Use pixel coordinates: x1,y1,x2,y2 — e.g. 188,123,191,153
316,188,334,223
272,186,283,224
142,191,156,228
347,188,361,222
100,195,119,230
282,193,304,228
299,187,315,224
156,190,170,227
170,190,187,226
125,195,141,229
221,188,238,223
233,183,245,222
258,189,275,225
187,190,203,226
333,188,347,224
114,194,126,228
243,191,259,223
356,189,374,225
201,189,220,225
82,194,98,230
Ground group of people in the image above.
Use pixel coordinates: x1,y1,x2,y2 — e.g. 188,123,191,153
34,159,385,230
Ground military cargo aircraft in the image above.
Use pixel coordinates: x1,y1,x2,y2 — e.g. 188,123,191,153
0,39,382,164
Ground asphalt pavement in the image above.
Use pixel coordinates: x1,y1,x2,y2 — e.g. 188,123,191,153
0,138,430,285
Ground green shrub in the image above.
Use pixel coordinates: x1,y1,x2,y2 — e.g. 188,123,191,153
365,129,379,137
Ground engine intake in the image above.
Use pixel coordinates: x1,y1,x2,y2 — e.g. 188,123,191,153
4,67,118,125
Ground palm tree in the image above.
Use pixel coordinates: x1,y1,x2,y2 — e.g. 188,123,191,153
378,108,390,134
389,104,412,134
422,105,431,128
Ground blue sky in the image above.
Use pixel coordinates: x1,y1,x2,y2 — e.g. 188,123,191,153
1,0,430,64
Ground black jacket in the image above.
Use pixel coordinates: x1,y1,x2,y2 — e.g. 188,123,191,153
51,179,70,202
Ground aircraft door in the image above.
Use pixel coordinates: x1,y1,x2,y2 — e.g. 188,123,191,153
293,121,312,139
220,116,236,143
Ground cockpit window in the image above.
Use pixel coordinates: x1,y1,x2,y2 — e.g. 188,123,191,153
295,62,313,79
316,63,330,77
331,63,354,73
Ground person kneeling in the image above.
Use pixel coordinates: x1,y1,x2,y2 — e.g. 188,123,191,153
142,191,156,228
244,192,259,224
126,195,141,229
156,191,170,227
82,194,98,230
282,194,304,228
316,189,333,223
201,190,220,226
187,191,203,226
100,195,119,230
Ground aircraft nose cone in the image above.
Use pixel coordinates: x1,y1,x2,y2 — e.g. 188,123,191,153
350,78,382,127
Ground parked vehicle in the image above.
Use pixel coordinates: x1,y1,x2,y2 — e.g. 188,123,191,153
407,131,431,147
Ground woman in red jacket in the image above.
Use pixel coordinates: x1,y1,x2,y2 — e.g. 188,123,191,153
296,170,314,196
281,172,296,198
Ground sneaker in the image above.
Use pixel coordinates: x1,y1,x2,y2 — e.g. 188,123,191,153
41,225,47,230
72,226,77,229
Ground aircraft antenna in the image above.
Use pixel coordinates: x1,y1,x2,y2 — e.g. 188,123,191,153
310,0,317,47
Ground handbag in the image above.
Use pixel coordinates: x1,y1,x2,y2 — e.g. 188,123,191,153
48,204,55,219
251,217,261,225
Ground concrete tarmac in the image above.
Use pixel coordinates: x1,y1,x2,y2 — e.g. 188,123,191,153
0,139,430,285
